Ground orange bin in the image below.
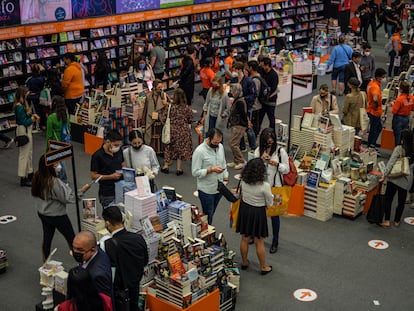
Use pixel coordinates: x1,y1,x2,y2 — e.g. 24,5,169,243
380,128,395,150
84,132,103,155
146,288,219,311
288,184,305,216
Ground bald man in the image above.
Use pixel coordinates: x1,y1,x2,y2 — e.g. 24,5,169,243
72,231,112,297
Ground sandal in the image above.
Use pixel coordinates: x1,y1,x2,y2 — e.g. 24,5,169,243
260,266,273,275
160,167,169,174
380,221,391,228
394,222,400,227
241,260,250,270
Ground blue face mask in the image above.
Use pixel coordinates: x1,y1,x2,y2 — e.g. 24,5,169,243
139,64,146,70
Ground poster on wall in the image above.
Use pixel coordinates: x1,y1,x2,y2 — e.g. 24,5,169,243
116,0,159,14
0,0,20,27
338,0,351,12
20,0,72,24
72,0,115,18
194,0,224,3
160,0,193,9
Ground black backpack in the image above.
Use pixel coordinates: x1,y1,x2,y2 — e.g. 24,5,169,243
252,75,271,104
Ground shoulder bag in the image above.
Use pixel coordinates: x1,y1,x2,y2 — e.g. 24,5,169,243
388,146,410,178
229,180,241,230
15,126,29,147
359,92,369,133
366,183,386,224
266,173,291,217
161,104,171,144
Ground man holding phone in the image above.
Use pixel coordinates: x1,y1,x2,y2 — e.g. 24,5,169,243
192,128,228,224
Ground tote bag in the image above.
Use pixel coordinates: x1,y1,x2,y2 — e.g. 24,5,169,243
230,199,241,231
389,156,410,177
266,185,291,217
161,104,171,144
359,92,369,133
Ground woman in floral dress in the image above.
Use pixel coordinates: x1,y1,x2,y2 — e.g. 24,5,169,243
160,88,193,175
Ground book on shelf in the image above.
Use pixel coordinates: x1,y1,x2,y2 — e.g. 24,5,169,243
59,32,68,42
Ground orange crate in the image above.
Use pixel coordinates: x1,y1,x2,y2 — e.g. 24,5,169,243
84,133,103,155
380,128,394,150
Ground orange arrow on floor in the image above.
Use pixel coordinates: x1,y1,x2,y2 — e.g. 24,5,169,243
374,241,384,248
300,291,312,299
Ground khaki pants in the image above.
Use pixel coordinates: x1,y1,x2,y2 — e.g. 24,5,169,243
230,125,246,164
17,124,33,178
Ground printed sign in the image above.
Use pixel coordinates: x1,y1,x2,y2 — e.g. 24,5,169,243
45,144,73,166
116,0,159,14
72,0,115,18
403,217,414,225
20,0,72,24
0,0,20,27
368,239,389,250
293,289,318,302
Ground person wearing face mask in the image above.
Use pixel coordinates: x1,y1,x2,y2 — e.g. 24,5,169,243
201,76,230,135
224,47,237,81
192,128,228,225
199,57,216,99
366,68,387,150
254,128,289,254
32,154,75,262
212,46,222,73
310,84,339,115
143,78,169,153
72,231,112,297
399,46,414,75
344,52,363,95
134,56,155,87
350,10,361,36
90,130,125,208
388,26,403,79
102,206,148,311
359,43,376,92
123,129,159,192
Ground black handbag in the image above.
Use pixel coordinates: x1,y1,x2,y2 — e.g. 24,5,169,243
218,181,238,203
366,188,387,224
15,126,29,147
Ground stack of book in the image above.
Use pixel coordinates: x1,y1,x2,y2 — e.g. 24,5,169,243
333,126,355,157
220,282,238,311
343,192,366,218
314,131,333,155
125,191,157,231
290,127,314,158
304,185,334,221
168,201,192,243
333,177,352,215
81,218,106,239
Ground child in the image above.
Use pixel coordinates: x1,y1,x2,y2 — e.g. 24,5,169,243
350,11,361,36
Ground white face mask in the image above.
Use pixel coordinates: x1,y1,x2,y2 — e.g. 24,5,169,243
409,53,414,58
356,14,360,18
111,146,121,153
55,163,62,173
233,53,238,57
364,51,371,56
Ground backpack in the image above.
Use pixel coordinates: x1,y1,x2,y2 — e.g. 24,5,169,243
39,87,51,107
278,148,298,186
252,75,271,104
385,38,393,53
61,122,71,143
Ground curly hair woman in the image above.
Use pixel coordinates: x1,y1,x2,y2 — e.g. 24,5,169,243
236,158,273,275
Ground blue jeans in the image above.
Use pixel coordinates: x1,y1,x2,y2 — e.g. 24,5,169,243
240,110,257,150
208,115,217,133
392,115,409,146
58,160,68,184
367,113,382,148
198,190,222,225
271,216,280,242
386,24,394,39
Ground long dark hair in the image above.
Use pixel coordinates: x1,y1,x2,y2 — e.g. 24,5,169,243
66,267,104,311
400,129,414,164
51,95,67,123
241,158,266,184
31,154,57,200
259,128,277,157
173,88,187,105
129,129,144,144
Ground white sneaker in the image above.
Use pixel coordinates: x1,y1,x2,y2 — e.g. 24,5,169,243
234,163,244,170
4,138,14,148
227,162,236,168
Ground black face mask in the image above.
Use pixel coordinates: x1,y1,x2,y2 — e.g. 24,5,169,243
228,92,233,98
72,251,84,263
267,143,273,148
210,143,219,149
320,94,327,98
132,145,142,150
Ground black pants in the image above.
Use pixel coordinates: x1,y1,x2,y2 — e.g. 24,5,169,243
384,181,407,223
38,212,75,260
251,109,262,136
259,104,275,129
65,97,83,115
154,72,164,80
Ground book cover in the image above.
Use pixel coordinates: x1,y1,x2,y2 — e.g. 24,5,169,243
155,190,169,211
301,112,314,128
149,215,163,232
135,175,151,197
163,186,177,202
288,144,299,160
82,198,97,219
329,113,343,130
122,167,135,183
168,253,186,276
318,116,330,132
306,170,321,188
309,142,321,158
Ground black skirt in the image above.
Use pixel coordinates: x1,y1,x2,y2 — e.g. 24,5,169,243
236,200,268,238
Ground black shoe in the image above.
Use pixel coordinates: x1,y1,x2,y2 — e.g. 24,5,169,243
27,173,33,182
270,240,278,254
260,266,273,275
160,167,169,174
176,170,184,176
20,178,31,187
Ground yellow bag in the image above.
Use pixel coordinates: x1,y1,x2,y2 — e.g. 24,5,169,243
266,186,291,217
230,199,241,230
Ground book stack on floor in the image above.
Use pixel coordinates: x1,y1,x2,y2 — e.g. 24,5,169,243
333,177,351,215
342,192,366,218
304,185,334,221
314,130,333,155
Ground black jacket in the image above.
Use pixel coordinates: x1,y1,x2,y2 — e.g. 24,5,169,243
86,248,113,297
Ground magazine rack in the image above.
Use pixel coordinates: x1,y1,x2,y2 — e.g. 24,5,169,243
146,288,219,311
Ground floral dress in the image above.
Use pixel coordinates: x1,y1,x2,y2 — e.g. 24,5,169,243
160,103,193,162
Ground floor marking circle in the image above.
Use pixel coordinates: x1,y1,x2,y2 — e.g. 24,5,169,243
403,217,414,225
293,288,318,302
368,239,389,250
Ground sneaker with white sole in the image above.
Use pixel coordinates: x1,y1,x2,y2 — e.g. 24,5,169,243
227,162,236,168
4,138,14,148
234,163,244,170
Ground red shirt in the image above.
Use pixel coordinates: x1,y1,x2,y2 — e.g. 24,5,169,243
200,67,215,89
367,79,382,117
350,17,360,32
392,93,414,116
58,293,112,311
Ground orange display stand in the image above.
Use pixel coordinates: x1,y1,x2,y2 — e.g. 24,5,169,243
288,184,305,216
84,132,103,155
361,184,380,215
380,128,395,150
146,289,220,311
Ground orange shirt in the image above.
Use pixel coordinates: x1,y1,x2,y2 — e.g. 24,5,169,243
224,56,234,79
200,67,215,89
350,17,360,32
366,79,382,117
392,93,414,116
212,56,221,73
392,32,403,52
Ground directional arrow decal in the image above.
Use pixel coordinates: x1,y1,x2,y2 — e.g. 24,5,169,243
404,217,414,225
293,289,318,302
368,239,389,250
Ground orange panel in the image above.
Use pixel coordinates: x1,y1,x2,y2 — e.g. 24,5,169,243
380,128,395,151
84,133,103,155
288,184,305,216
